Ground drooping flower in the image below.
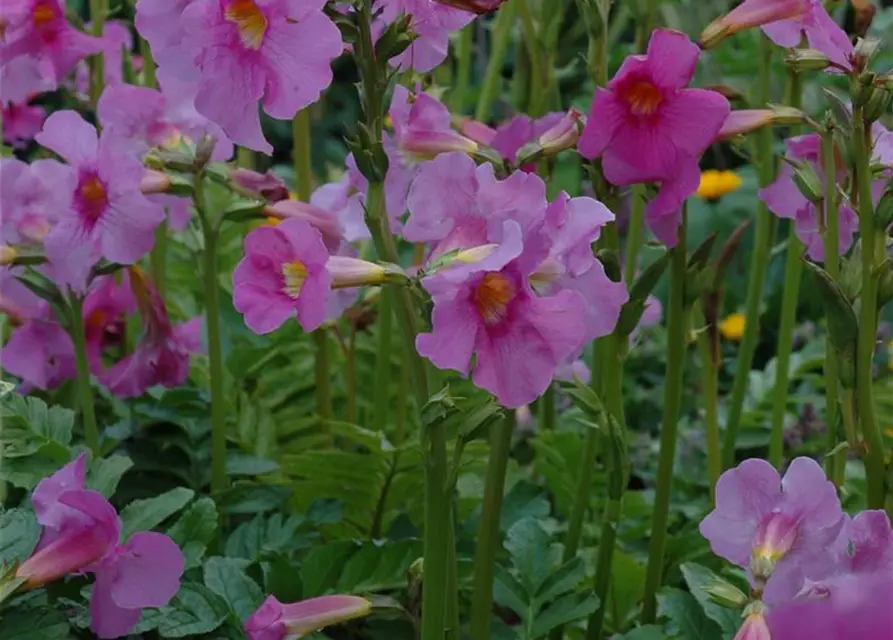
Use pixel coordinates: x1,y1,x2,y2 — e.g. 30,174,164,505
99,268,202,398
36,111,166,292
139,0,343,153
16,455,185,639
0,311,76,391
735,606,772,640
377,0,474,72
0,157,69,244
0,0,101,102
2,98,46,148
434,0,507,14
697,169,742,200
577,29,730,246
699,457,845,605
760,133,858,261
245,594,372,640
389,84,479,163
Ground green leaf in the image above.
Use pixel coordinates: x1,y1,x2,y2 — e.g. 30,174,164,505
336,539,422,593
86,454,133,498
166,497,218,569
534,556,587,606
203,556,264,622
119,487,195,540
216,483,291,515
500,481,550,532
0,607,69,639
680,563,740,639
529,592,599,639
300,540,358,597
225,453,279,476
0,509,39,566
493,565,529,616
505,517,561,595
658,588,722,639
616,625,668,640
607,551,647,631
225,513,310,562
145,583,230,638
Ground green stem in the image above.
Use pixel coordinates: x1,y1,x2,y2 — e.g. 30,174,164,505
722,35,776,469
347,330,357,423
475,0,518,122
695,304,721,502
89,0,107,104
516,0,545,117
197,177,227,494
470,411,515,640
821,128,843,485
642,208,688,623
451,26,473,114
70,296,100,455
237,147,254,170
151,218,168,298
562,416,600,561
139,31,156,88
373,289,394,432
539,383,556,430
768,235,804,468
853,109,886,511
446,506,461,639
422,418,451,640
624,186,646,285
314,331,332,421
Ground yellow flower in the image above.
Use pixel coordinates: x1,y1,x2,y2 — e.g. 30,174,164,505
719,312,746,341
697,169,742,200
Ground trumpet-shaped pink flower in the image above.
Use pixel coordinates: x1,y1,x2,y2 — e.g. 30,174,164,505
233,218,333,333
578,29,730,247
417,220,587,407
0,0,101,102
17,455,185,639
245,594,372,640
140,0,342,154
760,134,858,261
377,0,474,72
99,269,202,398
0,157,69,244
699,457,845,605
36,111,165,292
0,312,75,391
2,99,46,148
390,84,478,163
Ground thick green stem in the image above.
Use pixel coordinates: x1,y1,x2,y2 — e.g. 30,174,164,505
89,0,107,104
452,26,473,113
373,289,394,432
821,129,843,484
624,186,646,285
422,420,451,640
70,296,100,455
313,332,332,421
722,35,776,469
768,235,804,468
586,497,621,640
470,412,515,640
516,0,546,117
475,0,518,122
642,209,688,623
695,304,721,502
853,110,886,511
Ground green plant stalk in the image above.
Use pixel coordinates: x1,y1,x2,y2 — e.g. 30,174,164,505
821,129,843,484
853,110,887,511
452,26,473,113
70,295,100,455
768,235,804,468
516,0,546,117
474,0,518,122
695,304,721,502
373,289,394,432
446,506,461,639
642,207,688,623
237,146,254,169
89,0,107,104
624,186,646,285
722,35,776,469
562,416,600,561
539,383,556,430
470,411,515,640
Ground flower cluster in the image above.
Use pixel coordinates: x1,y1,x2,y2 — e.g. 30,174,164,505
16,455,184,638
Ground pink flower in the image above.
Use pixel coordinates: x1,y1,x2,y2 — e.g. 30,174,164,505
99,268,202,397
16,455,185,639
389,84,478,162
490,112,563,168
0,157,69,244
2,98,46,148
36,111,165,293
0,311,75,391
760,133,858,261
233,218,333,333
0,266,44,322
82,274,136,372
141,0,343,154
266,181,369,252
245,594,372,640
416,220,586,408
377,0,473,72
0,0,101,101
699,457,845,605
229,168,289,203
577,29,730,247
735,609,772,640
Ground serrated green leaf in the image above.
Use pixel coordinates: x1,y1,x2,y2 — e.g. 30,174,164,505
534,556,587,606
203,556,264,622
0,607,69,639
530,591,599,638
505,517,561,595
607,550,647,631
119,487,195,540
166,497,218,569
336,539,421,593
500,481,550,532
146,583,229,638
300,540,359,597
493,565,529,616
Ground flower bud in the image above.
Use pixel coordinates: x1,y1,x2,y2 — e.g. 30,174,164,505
139,169,173,195
228,168,289,203
853,37,882,68
0,245,17,265
456,118,497,146
714,106,806,142
863,88,892,123
735,604,771,640
266,200,343,251
704,576,749,610
785,48,831,72
791,161,824,204
399,129,478,163
850,72,877,107
699,0,809,49
374,13,416,62
516,108,585,165
434,0,508,14
327,256,406,288
876,258,893,309
194,134,216,170
876,187,893,230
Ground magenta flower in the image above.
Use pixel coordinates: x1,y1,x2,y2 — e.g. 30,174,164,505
699,457,844,605
577,29,730,246
229,168,289,203
233,218,333,334
760,134,858,261
245,594,372,640
35,111,165,292
490,112,563,168
16,455,185,639
0,0,101,101
390,84,478,162
377,0,473,72
99,268,202,398
82,274,136,372
0,157,69,244
2,98,46,148
140,0,342,154
417,220,587,408
0,312,75,391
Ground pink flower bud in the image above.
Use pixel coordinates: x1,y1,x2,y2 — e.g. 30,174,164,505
399,129,479,163
736,608,772,640
434,0,508,14
700,0,810,48
228,167,289,203
245,595,372,640
138,169,173,195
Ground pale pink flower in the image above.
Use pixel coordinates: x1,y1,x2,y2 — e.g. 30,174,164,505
377,0,474,72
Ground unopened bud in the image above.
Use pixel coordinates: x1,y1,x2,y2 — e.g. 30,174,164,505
516,108,585,165
785,48,831,72
455,118,496,146
327,256,406,288
399,130,478,163
0,245,17,265
434,0,507,14
735,604,771,640
704,576,749,610
876,259,893,308
853,37,882,67
228,168,289,203
863,88,892,123
791,162,824,203
194,135,216,171
453,244,498,264
850,72,877,107
374,13,416,62
139,169,172,195
714,106,806,142
699,0,809,49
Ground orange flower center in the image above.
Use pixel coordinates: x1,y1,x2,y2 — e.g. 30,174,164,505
474,272,515,325
32,0,56,27
224,0,268,49
282,260,308,298
623,80,663,116
76,175,109,224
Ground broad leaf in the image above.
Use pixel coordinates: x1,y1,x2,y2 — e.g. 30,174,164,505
608,550,647,631
120,487,195,540
0,607,69,639
658,588,722,639
203,556,264,622
529,592,599,639
0,508,38,566
87,454,133,498
336,539,422,593
680,563,740,639
300,540,359,597
144,583,230,638
166,497,218,569
505,517,560,594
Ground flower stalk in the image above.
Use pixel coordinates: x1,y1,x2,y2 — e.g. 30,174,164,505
89,0,107,104
70,295,100,455
695,303,721,501
475,0,518,122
